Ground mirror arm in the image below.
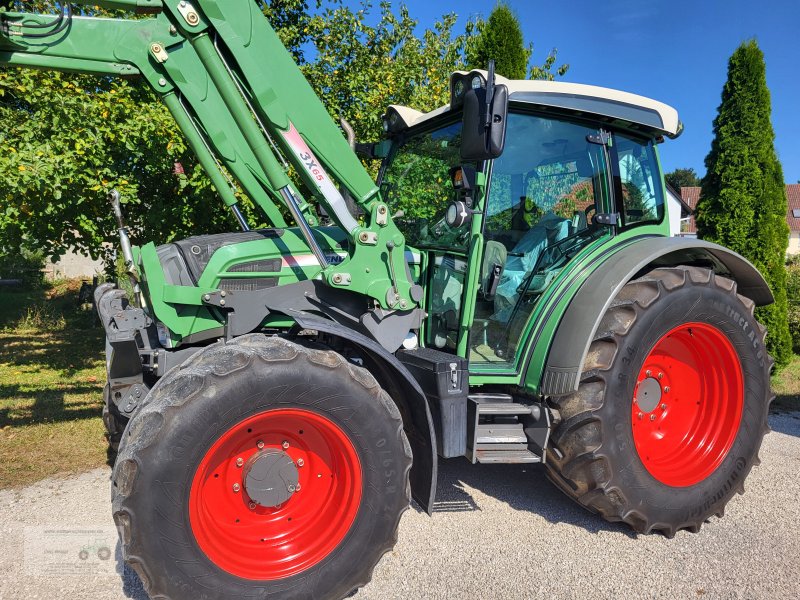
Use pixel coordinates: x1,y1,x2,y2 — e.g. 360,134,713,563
484,59,496,132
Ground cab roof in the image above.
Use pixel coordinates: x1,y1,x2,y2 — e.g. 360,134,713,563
388,72,683,139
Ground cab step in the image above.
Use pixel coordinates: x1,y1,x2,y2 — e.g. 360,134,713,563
474,449,542,464
466,394,547,464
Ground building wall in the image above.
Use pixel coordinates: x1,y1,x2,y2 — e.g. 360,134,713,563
45,250,104,281
789,232,800,256
666,188,683,236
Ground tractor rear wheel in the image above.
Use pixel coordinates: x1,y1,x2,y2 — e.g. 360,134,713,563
111,334,411,600
545,266,773,537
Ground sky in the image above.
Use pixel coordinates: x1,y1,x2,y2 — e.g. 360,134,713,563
366,0,800,183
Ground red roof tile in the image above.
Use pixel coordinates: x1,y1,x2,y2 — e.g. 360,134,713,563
679,185,800,234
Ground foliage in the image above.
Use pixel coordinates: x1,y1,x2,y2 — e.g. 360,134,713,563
466,2,568,81
303,0,470,144
260,0,312,63
696,40,791,367
787,257,800,353
0,0,567,264
0,67,237,264
665,167,701,191
0,244,44,286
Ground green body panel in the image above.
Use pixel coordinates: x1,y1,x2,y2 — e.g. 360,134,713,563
138,226,346,342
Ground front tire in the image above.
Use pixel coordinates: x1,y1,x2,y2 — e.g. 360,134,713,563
545,267,773,536
112,334,411,599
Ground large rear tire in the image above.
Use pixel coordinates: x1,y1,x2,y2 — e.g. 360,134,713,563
545,266,773,536
112,334,411,599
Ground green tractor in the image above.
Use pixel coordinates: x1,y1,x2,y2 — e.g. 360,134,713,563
1,2,773,598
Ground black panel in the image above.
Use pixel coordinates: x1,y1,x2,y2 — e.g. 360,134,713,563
167,229,283,282
218,278,278,292
397,348,468,459
227,258,282,273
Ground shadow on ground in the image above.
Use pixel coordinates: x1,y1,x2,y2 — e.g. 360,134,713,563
426,457,636,537
769,410,800,437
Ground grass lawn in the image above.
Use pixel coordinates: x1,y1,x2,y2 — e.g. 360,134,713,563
0,280,107,489
772,352,800,412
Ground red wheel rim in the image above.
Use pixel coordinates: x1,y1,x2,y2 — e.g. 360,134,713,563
189,409,362,580
631,322,743,487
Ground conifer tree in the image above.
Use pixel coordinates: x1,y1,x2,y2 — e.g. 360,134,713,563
467,2,567,80
696,40,791,366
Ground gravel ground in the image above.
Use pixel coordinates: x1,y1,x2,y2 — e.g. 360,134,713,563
1,412,799,600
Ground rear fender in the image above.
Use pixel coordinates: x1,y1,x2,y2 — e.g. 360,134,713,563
539,238,773,397
290,314,438,514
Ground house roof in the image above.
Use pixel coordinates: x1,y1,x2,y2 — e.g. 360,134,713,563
680,184,800,234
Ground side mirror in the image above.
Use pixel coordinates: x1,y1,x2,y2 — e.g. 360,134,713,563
460,84,508,161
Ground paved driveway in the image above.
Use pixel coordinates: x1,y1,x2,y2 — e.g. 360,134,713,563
2,412,799,600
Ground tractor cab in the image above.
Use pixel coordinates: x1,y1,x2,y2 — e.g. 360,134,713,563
380,70,682,376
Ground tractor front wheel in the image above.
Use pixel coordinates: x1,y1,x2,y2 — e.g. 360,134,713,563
545,266,773,536
111,334,411,600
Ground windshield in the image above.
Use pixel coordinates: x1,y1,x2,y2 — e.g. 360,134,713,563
380,121,472,249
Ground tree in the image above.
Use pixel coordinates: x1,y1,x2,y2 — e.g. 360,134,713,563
260,0,311,63
303,1,470,143
665,167,701,190
466,2,568,81
695,40,791,367
0,1,317,263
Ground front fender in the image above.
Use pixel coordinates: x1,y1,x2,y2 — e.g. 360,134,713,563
539,238,773,397
290,313,438,514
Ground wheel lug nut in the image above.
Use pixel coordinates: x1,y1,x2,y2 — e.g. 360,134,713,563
296,458,304,467
658,372,664,380
645,370,652,377
282,440,290,449
664,387,670,393
650,414,656,421
232,483,241,493
256,440,265,449
661,403,667,410
638,412,643,420
249,502,256,510
236,458,243,467
295,483,301,492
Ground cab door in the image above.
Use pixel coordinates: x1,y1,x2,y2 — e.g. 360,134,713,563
467,111,614,373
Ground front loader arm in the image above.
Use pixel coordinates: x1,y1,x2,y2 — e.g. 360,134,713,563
0,1,419,312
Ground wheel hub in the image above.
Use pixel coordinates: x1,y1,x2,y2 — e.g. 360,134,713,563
634,377,662,413
242,450,299,508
